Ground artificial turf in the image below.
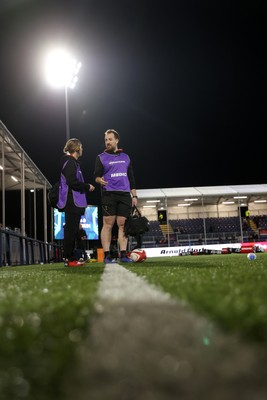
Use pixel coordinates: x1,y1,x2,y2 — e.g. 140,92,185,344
126,252,267,343
1,253,267,399
0,264,104,400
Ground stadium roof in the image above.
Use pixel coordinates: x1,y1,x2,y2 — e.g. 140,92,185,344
0,120,51,191
0,120,51,239
136,185,267,208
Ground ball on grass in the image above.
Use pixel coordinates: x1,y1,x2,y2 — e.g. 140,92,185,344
247,253,256,261
129,249,147,263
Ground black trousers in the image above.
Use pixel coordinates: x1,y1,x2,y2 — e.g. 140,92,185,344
63,212,81,260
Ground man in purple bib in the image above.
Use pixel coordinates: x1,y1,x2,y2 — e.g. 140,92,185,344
94,129,138,263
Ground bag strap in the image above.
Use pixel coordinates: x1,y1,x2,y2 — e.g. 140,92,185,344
132,205,142,217
61,160,69,173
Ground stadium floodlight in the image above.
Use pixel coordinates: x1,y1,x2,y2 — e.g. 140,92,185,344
44,49,82,140
184,198,198,201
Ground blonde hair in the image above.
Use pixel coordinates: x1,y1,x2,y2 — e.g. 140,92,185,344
63,138,82,154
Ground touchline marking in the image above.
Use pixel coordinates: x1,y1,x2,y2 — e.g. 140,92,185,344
95,263,174,305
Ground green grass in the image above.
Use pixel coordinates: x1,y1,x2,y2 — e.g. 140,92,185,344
1,254,267,399
126,252,267,343
0,263,104,400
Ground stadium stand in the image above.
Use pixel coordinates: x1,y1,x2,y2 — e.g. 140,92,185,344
129,215,267,249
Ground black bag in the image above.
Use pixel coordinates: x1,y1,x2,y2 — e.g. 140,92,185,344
48,160,69,209
48,181,60,209
124,206,150,237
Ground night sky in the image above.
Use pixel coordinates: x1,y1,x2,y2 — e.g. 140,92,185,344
0,0,266,196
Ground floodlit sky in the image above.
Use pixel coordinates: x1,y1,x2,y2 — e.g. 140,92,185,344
0,0,266,198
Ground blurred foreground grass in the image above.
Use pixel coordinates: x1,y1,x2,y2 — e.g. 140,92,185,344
0,264,104,400
1,253,267,399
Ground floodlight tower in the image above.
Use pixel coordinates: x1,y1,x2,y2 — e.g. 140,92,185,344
45,49,82,140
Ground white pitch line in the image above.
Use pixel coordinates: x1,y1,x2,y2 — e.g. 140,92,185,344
95,263,174,305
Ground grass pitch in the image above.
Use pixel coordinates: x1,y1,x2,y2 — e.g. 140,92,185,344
126,252,267,343
0,264,104,400
0,252,267,399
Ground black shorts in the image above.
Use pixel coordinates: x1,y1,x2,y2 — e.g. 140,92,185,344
102,191,132,218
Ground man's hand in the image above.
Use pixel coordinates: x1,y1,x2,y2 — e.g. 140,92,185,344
96,177,108,186
132,197,138,206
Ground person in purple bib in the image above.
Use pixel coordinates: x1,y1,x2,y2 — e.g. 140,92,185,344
58,138,95,267
94,129,138,264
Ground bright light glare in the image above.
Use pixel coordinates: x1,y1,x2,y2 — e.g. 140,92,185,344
45,49,81,88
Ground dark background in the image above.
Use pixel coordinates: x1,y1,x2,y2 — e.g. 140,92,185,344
0,0,266,238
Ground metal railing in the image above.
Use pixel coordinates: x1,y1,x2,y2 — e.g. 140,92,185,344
0,228,63,267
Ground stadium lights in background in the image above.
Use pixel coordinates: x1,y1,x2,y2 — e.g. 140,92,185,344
44,49,82,141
